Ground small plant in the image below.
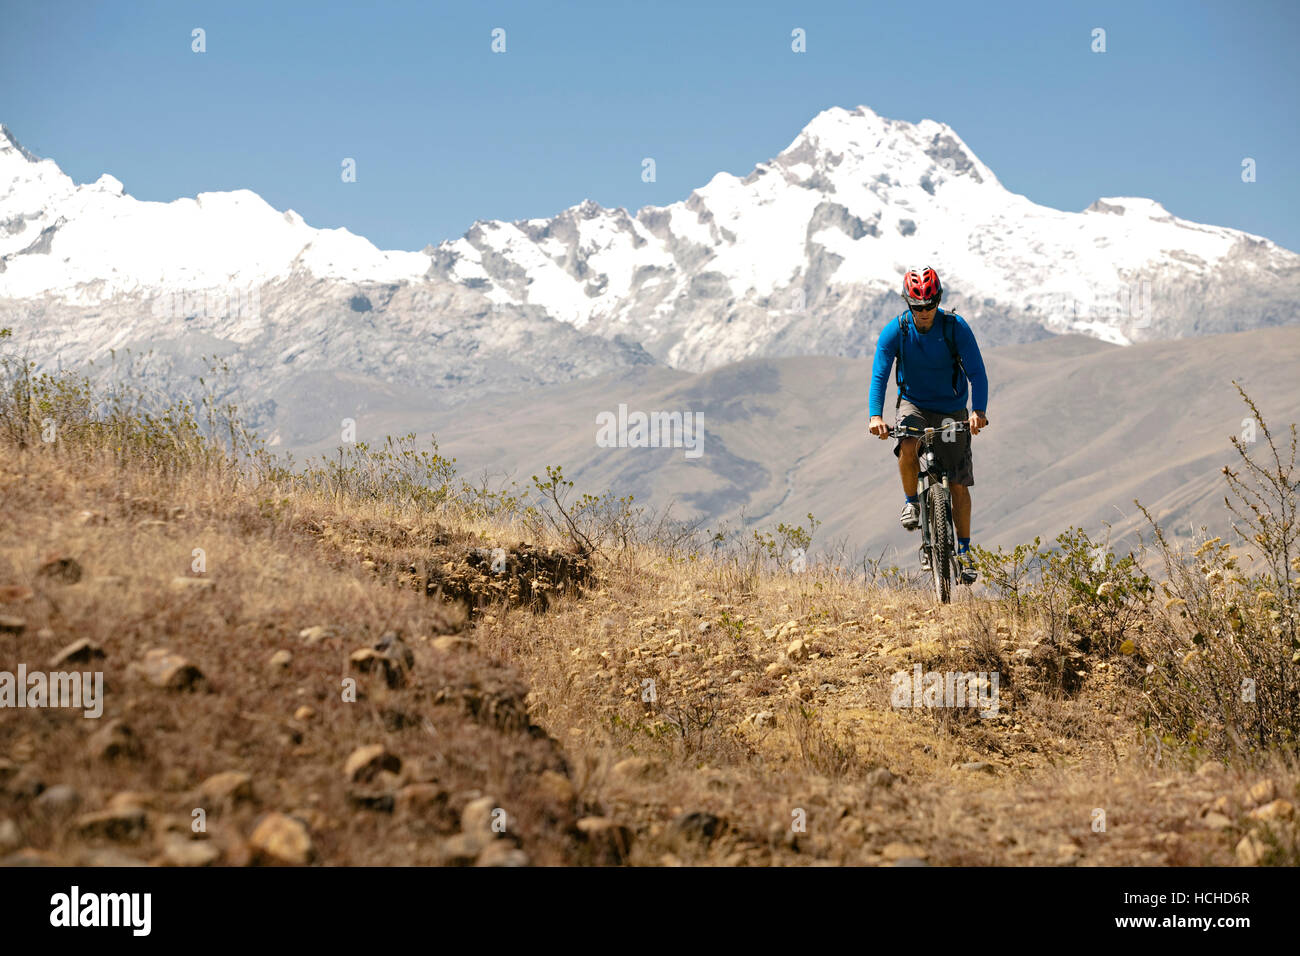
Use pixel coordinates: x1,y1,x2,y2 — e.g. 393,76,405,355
1135,385,1300,758
970,537,1043,614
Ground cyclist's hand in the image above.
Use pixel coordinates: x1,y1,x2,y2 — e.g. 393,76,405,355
869,416,890,439
970,411,988,435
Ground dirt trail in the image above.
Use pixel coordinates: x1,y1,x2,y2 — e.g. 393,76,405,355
480,562,1282,866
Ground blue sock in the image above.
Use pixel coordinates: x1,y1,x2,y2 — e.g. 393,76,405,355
958,538,970,553
905,494,918,504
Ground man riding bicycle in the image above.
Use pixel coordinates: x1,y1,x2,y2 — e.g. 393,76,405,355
867,266,989,584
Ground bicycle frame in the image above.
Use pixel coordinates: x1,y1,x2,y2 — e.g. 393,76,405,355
889,420,969,603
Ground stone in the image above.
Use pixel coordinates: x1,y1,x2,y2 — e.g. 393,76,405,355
1201,812,1233,830
786,638,807,661
765,660,791,678
956,761,997,775
134,649,205,691
248,813,314,865
160,836,221,867
461,796,500,834
881,842,929,861
395,784,447,816
88,719,142,761
1194,760,1222,778
1246,780,1277,806
440,832,488,865
199,771,254,805
477,843,530,867
1248,799,1294,822
344,744,401,783
48,639,105,667
268,650,293,669
752,711,777,729
1235,833,1268,866
298,625,336,645
35,784,82,815
349,648,405,688
72,807,148,842
293,705,315,722
0,818,20,852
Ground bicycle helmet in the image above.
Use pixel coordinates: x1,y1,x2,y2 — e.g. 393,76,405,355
902,266,943,308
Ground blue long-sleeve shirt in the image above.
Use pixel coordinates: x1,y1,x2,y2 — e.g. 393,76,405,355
868,310,989,418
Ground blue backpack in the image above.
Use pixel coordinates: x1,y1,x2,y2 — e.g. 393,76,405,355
894,309,964,410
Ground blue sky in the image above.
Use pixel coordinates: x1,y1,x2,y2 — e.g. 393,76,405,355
3,0,1297,252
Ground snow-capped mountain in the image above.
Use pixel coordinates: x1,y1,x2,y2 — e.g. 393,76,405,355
428,105,1298,367
2,106,1297,438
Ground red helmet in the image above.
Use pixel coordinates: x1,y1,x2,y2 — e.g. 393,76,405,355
902,266,943,307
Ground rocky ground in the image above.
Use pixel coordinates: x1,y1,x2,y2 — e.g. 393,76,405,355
1,445,1296,866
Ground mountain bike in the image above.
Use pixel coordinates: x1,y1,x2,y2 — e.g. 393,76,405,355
886,420,972,603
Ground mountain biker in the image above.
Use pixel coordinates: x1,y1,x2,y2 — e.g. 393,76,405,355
867,266,989,584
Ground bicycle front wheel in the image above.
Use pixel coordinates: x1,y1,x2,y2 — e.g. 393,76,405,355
928,483,952,603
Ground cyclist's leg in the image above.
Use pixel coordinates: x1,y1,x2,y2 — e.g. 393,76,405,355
897,437,919,497
894,400,927,497
951,484,971,539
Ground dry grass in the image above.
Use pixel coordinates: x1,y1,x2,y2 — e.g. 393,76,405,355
0,446,586,865
2,433,1298,866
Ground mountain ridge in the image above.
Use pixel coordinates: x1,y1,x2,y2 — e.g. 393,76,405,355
2,106,1298,424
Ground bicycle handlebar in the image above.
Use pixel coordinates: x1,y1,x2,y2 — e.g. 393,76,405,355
884,420,971,438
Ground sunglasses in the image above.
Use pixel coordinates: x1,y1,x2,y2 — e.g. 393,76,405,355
908,303,938,313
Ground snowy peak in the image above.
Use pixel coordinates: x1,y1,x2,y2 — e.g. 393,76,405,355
0,124,41,164
776,104,1002,192
0,125,432,301
1086,197,1173,220
2,105,1297,384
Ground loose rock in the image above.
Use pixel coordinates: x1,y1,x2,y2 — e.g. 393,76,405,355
73,807,147,842
88,719,142,761
160,837,221,867
1248,799,1294,822
344,744,401,783
134,649,205,691
48,639,105,667
248,813,314,865
36,784,82,815
199,772,254,805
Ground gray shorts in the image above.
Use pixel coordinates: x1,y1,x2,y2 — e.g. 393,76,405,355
893,400,975,487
